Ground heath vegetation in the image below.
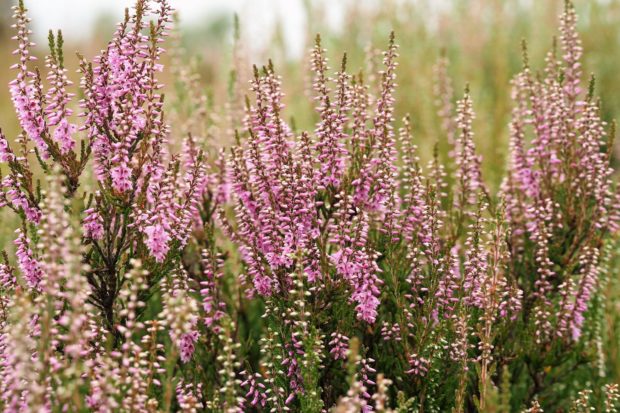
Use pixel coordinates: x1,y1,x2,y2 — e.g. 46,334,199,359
0,0,620,412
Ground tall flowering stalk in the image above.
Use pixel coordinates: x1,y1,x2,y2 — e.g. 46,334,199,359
0,171,95,411
503,0,615,345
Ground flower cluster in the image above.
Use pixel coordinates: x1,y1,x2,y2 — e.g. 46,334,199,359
0,1,618,412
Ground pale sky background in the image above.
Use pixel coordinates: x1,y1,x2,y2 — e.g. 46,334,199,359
22,0,608,60
24,0,362,58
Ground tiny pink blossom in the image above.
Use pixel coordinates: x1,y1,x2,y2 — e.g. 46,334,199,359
110,164,132,193
83,208,104,240
144,223,170,263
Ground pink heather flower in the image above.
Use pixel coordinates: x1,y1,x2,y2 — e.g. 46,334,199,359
454,90,483,209
330,247,381,323
311,36,350,189
559,0,583,105
9,83,47,157
0,133,15,163
2,175,41,224
162,273,200,366
405,353,430,376
52,118,76,155
9,3,48,158
370,46,401,230
213,148,230,205
329,332,349,360
380,322,402,342
144,223,171,263
352,34,398,212
178,330,199,363
351,167,374,208
432,247,461,318
230,66,322,296
175,156,209,246
45,38,77,155
14,229,42,291
82,207,104,240
463,209,488,308
176,381,203,411
282,336,304,403
568,247,599,340
240,371,268,408
79,0,172,191
0,262,15,290
433,54,456,146
110,164,132,193
358,357,377,402
200,249,225,329
499,1,608,345
499,284,523,321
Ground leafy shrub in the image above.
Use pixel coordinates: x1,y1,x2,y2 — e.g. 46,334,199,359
0,0,619,411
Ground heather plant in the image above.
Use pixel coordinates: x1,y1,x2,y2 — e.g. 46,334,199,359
0,0,619,412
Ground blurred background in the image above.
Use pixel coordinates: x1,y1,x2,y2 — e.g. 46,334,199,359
0,0,619,188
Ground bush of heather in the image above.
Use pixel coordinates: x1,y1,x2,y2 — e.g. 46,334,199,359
0,0,619,412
